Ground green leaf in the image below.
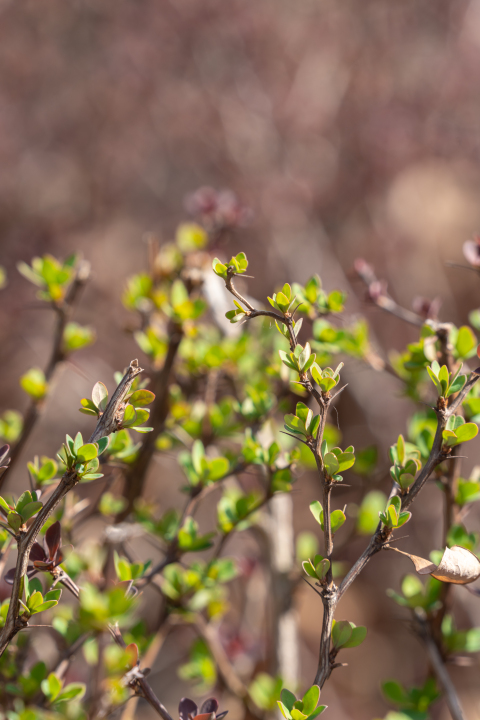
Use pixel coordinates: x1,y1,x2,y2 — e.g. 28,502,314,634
207,457,229,481
456,326,477,358
128,389,155,407
323,452,339,476
7,512,22,532
275,292,291,313
76,444,98,463
306,707,327,719
92,381,108,411
302,686,320,715
20,368,48,400
96,436,110,456
31,600,58,614
342,625,367,648
455,423,478,444
309,501,323,528
192,440,206,476
427,365,442,395
315,559,330,580
27,591,44,611
176,222,207,252
73,432,83,454
45,588,62,602
396,511,411,528
54,683,86,703
0,496,11,514
19,501,42,521
382,680,409,705
330,510,346,534
277,702,293,720
122,405,138,427
397,435,405,466
291,710,307,720
41,673,62,702
446,374,466,397
332,620,352,648
302,560,318,579
281,689,298,712
357,491,386,535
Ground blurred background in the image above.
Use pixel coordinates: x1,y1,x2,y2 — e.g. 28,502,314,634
1,0,480,718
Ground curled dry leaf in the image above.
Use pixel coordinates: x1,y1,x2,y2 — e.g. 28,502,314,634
388,545,480,584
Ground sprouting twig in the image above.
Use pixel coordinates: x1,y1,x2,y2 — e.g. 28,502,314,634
3,260,91,484
0,359,142,656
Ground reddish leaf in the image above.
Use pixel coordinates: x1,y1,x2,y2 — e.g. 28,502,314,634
45,521,61,560
30,543,47,563
179,698,198,720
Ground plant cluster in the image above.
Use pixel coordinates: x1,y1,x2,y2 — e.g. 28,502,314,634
0,209,479,720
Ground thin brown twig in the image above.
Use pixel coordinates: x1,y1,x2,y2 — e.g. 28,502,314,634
415,615,466,720
118,323,184,520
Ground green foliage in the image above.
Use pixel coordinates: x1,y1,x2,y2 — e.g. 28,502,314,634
217,489,262,533
63,322,96,353
20,368,48,401
455,477,480,506
213,251,248,280
387,574,442,612
179,439,230,487
311,363,343,394
178,639,216,692
176,222,208,252
57,431,109,480
79,378,155,433
356,491,387,535
379,496,411,530
284,401,320,439
107,429,141,463
0,409,23,443
20,577,61,618
114,551,151,582
277,685,327,720
249,673,283,711
446,523,478,551
280,343,316,375
134,324,168,364
78,584,136,631
18,254,77,303
320,441,355,481
302,554,330,582
27,456,58,486
442,614,480,653
427,361,466,399
382,677,440,719
99,492,126,516
160,559,236,618
310,500,346,535
41,672,85,705
178,516,215,552
331,619,367,649
4,661,47,699
442,414,478,448
0,490,43,532
312,317,371,361
292,274,346,316
389,435,422,492
453,325,477,359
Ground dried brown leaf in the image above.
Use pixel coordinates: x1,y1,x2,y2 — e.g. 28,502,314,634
388,545,480,584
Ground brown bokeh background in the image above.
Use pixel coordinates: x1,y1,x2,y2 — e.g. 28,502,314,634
1,0,480,718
